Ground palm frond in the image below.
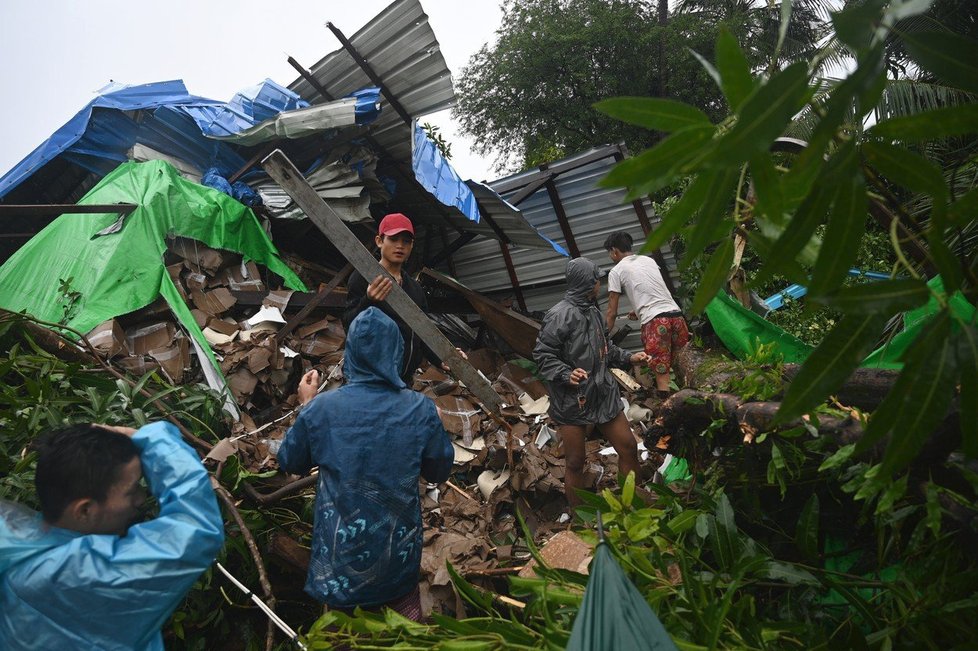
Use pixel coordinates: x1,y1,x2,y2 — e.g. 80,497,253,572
874,79,978,123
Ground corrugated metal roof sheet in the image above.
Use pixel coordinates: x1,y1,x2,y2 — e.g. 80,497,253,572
288,0,453,163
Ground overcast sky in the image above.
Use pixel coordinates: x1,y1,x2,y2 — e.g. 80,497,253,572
0,0,503,183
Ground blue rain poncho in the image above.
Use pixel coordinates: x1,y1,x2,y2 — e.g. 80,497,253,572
277,307,453,608
0,422,224,650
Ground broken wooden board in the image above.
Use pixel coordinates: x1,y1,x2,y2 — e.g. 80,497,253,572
261,149,503,414
421,267,541,359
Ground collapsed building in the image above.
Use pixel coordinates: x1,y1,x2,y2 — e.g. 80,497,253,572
0,0,680,617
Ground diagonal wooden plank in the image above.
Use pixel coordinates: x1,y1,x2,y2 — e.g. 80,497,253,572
261,149,503,414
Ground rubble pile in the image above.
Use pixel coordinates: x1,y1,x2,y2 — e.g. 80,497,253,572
81,236,667,617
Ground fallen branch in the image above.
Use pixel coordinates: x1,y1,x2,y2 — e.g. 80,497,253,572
212,477,278,651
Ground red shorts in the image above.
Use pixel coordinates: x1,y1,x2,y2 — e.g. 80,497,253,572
641,316,689,375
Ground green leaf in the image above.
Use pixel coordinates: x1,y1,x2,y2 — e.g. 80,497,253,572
638,169,719,254
762,561,819,586
860,311,959,478
948,187,978,227
796,493,820,561
816,279,930,315
621,470,635,507
808,166,866,297
681,167,740,264
899,30,978,95
926,231,963,292
594,97,711,132
750,153,785,224
871,104,978,142
776,314,889,424
831,0,887,50
954,325,978,458
665,510,701,535
447,563,498,615
601,125,715,198
690,238,734,315
708,61,812,168
715,28,753,111
754,184,833,286
688,48,723,92
862,141,947,202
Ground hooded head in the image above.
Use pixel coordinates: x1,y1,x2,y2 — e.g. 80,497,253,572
344,306,407,389
564,257,601,307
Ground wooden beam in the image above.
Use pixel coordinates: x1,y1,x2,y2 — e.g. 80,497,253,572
275,263,354,343
261,149,504,414
505,173,554,207
498,241,528,313
543,177,581,258
0,203,138,216
326,22,414,127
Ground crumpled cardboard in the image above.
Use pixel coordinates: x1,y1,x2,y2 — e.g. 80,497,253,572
85,319,129,358
126,322,175,355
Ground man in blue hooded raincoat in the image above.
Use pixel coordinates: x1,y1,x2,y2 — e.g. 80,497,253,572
278,306,453,619
0,421,225,650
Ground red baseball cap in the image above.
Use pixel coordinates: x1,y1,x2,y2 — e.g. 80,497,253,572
378,213,414,237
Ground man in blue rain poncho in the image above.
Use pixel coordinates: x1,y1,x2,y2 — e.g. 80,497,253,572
0,421,225,650
278,306,453,620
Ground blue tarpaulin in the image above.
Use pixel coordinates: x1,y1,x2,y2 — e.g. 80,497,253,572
412,123,481,224
0,79,382,199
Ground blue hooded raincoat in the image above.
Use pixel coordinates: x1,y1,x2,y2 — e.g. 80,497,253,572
0,421,225,650
278,306,453,608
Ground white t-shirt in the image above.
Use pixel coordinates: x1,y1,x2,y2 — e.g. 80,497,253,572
607,254,679,326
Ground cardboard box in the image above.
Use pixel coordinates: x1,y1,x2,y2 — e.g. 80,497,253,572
262,290,294,313
169,237,226,275
85,319,129,358
149,338,190,384
190,287,236,316
223,261,265,292
117,355,161,376
126,322,175,356
207,317,241,337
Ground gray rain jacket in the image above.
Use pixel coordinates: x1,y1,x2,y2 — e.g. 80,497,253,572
533,258,633,425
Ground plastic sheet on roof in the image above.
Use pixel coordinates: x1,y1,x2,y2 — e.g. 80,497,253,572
0,80,381,199
412,123,480,224
0,159,306,382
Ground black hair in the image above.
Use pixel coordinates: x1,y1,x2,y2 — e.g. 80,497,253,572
603,232,633,252
32,424,139,522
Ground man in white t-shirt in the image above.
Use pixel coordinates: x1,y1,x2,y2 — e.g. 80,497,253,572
604,231,689,397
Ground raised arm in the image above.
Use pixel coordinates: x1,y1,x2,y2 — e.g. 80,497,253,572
15,422,224,649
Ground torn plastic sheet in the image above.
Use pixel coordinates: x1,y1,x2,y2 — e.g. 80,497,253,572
0,160,304,415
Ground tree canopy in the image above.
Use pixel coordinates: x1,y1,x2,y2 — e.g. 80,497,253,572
455,0,830,171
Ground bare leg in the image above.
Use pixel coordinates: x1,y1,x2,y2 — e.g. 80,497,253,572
654,371,671,392
558,424,587,507
598,411,641,482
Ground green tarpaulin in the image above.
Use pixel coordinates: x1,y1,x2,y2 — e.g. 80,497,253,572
0,160,306,384
567,541,678,651
705,277,976,370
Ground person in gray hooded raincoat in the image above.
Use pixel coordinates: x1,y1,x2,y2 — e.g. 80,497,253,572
533,257,649,506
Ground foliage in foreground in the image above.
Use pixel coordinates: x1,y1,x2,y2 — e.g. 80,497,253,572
0,313,304,650
303,431,978,650
598,0,977,494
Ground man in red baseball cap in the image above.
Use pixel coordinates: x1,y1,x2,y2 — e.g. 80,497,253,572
343,213,442,384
